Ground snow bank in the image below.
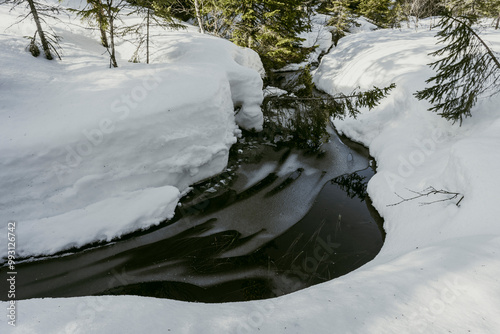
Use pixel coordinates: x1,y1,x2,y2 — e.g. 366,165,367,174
150,31,264,131
0,2,263,257
3,12,500,334
278,15,377,72
313,22,500,332
278,13,334,71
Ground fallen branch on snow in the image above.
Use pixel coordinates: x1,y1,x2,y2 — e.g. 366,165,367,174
387,186,464,207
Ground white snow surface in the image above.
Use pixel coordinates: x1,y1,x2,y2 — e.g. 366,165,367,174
2,10,500,334
277,13,334,72
0,2,263,257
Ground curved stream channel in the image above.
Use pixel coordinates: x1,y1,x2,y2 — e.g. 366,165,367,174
1,122,384,303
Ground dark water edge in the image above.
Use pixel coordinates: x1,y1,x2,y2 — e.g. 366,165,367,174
0,124,385,303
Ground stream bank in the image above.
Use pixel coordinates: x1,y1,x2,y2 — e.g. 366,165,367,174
1,117,384,303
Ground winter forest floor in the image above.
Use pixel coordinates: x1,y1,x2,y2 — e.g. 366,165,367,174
1,1,500,333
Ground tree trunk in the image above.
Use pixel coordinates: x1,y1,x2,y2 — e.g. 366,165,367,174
146,8,150,64
107,0,118,67
496,13,500,30
26,0,52,60
193,0,204,34
97,3,109,48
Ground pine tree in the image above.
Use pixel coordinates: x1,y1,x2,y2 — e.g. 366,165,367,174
477,0,500,29
443,0,480,16
324,0,356,45
415,14,500,124
27,0,53,59
358,0,395,27
76,0,125,67
104,0,122,67
198,0,313,72
126,0,184,63
263,83,396,149
73,0,110,48
4,0,62,59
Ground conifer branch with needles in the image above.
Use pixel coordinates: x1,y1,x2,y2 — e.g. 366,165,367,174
415,14,500,125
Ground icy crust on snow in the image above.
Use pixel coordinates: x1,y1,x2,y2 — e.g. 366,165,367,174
0,3,263,257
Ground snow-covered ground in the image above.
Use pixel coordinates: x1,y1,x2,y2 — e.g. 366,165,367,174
0,1,263,257
277,13,335,72
278,14,377,72
2,4,500,334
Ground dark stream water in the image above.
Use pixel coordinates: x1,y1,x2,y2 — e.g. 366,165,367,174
0,121,384,303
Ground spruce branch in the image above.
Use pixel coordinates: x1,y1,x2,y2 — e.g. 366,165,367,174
415,14,500,125
262,83,395,150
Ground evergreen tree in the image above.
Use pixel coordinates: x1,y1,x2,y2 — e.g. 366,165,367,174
253,0,312,70
324,0,357,45
358,0,395,27
478,0,500,29
4,0,62,59
443,0,481,16
73,0,110,48
104,0,123,67
194,0,313,72
126,0,184,63
415,14,500,124
263,83,396,149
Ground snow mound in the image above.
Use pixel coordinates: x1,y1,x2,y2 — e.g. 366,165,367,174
3,10,500,334
278,13,334,71
313,21,500,332
0,2,263,257
151,31,264,131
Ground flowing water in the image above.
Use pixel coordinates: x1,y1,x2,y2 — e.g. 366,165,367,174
0,121,384,303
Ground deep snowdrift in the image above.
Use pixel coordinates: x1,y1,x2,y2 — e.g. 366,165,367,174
2,10,500,334
0,2,263,257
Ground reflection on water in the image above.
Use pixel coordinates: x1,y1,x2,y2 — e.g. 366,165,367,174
0,124,385,303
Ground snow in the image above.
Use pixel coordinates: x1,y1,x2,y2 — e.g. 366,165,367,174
314,20,500,331
277,13,334,72
349,16,379,33
2,6,500,334
263,86,288,98
0,2,263,257
277,15,378,73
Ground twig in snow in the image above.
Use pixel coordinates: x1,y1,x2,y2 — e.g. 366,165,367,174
387,186,464,207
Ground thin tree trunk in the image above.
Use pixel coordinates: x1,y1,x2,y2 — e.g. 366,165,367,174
26,0,52,60
496,13,500,30
193,0,204,34
107,0,118,67
146,8,150,64
97,3,109,48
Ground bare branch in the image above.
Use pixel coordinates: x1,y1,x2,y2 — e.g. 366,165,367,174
387,186,464,207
